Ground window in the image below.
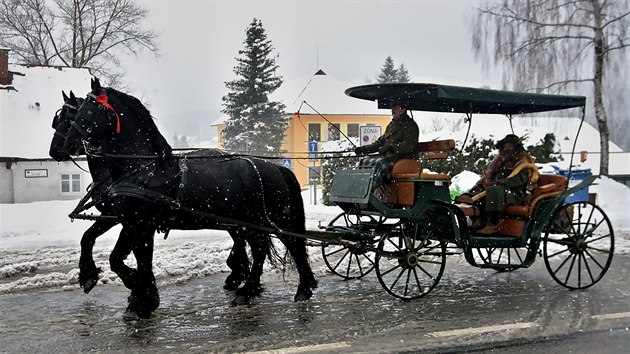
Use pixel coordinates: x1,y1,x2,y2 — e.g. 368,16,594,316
61,173,81,194
328,123,340,141
308,123,321,141
347,123,359,138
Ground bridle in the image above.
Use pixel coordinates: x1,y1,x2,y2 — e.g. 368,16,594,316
67,91,120,156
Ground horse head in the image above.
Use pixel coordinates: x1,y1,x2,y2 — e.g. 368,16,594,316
64,77,172,158
50,90,83,161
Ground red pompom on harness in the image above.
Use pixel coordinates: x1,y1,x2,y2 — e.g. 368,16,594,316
95,94,121,134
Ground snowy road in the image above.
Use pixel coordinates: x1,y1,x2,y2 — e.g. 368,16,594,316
1,252,629,353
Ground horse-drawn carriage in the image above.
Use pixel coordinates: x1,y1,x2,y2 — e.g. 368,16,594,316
308,83,614,300
52,80,613,319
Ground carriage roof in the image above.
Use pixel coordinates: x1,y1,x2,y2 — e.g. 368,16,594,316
344,83,586,115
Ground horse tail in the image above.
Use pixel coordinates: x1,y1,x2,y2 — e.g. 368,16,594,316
276,165,317,290
276,165,306,234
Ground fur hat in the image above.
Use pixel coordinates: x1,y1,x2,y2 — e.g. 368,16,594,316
495,134,524,150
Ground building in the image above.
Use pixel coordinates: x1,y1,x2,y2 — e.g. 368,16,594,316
215,70,391,187
0,48,93,203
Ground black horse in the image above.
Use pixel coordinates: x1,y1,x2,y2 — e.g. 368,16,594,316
50,91,252,295
62,78,317,319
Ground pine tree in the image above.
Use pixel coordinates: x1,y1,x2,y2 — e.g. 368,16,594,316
377,56,398,83
221,18,287,154
395,64,410,83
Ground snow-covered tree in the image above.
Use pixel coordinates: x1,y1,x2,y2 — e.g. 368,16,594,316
377,56,398,83
377,56,410,83
221,18,287,155
396,63,410,83
469,0,630,175
0,0,158,84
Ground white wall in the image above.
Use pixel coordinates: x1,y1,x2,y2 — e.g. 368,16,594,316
0,163,15,203
7,160,91,203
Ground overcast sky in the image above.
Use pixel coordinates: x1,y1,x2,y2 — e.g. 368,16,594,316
119,0,499,136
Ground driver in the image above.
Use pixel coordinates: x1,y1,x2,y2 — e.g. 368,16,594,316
459,134,535,234
354,101,419,199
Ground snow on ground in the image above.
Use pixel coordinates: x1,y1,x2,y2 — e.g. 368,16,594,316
0,182,628,295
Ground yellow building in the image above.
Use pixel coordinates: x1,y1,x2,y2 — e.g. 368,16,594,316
215,70,392,187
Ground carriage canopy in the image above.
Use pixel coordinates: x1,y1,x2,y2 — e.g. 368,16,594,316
344,83,586,115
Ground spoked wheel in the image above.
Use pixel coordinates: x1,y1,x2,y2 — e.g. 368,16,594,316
321,211,380,279
543,201,614,289
474,237,535,272
375,223,446,300
322,242,376,279
475,247,524,272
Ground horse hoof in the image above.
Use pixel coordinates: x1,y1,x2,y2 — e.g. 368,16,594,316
123,309,140,321
81,278,98,294
223,280,240,291
294,289,313,302
231,295,250,306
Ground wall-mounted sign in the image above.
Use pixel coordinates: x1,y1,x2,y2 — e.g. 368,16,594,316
360,125,382,146
25,169,48,178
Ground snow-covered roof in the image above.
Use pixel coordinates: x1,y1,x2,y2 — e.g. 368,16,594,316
272,69,387,116
0,65,92,158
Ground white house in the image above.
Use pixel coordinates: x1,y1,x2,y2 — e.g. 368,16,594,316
0,49,93,203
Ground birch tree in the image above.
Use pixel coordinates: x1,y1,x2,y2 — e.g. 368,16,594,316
0,0,158,83
470,0,630,175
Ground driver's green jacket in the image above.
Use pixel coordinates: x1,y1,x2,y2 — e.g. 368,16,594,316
361,113,419,160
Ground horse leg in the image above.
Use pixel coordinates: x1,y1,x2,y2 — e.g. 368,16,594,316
224,230,250,291
125,228,159,320
232,232,268,305
109,226,138,290
79,219,118,294
280,235,318,302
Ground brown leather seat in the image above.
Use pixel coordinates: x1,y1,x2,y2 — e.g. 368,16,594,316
504,174,568,217
391,159,421,179
385,140,455,206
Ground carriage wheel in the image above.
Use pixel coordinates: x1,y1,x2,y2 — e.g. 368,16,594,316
321,242,376,279
321,211,378,279
375,223,446,300
543,201,614,289
475,239,533,272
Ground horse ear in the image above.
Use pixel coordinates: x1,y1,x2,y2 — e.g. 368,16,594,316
91,77,102,91
69,91,76,101
62,91,69,102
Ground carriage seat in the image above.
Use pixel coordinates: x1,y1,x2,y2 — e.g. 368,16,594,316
504,174,568,217
390,139,456,180
385,140,455,206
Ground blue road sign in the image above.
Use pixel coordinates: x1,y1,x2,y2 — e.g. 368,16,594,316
308,141,318,162
281,158,292,168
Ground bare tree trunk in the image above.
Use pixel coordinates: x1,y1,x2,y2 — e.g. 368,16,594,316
591,0,610,176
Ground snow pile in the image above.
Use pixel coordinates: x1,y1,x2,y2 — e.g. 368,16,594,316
590,176,630,231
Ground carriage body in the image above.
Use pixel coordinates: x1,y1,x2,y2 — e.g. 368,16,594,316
318,83,614,300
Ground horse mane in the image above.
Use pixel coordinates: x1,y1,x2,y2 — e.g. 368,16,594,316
105,88,173,158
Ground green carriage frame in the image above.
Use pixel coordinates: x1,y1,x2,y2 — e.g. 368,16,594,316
313,83,614,300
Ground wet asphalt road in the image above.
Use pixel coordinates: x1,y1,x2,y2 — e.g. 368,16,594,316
1,254,629,353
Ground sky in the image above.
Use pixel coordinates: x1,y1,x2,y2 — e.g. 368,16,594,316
119,0,498,139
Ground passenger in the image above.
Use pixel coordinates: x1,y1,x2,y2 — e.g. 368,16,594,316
354,101,419,199
460,134,534,234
